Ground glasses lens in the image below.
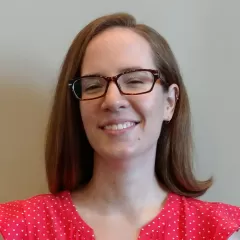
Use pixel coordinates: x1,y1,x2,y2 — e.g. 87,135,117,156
76,76,106,100
72,80,81,99
118,71,154,94
72,71,156,100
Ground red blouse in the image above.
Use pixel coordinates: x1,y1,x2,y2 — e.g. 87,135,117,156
0,191,239,239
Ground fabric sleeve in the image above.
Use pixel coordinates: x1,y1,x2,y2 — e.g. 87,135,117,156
0,201,28,240
214,202,240,239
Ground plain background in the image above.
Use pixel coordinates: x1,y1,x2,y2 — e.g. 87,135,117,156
0,0,239,205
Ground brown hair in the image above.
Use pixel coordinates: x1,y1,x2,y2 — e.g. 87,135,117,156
45,12,213,197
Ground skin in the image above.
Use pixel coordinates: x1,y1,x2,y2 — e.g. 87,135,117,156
71,27,179,240
0,27,237,240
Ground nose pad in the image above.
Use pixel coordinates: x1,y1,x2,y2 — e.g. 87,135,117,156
101,81,129,112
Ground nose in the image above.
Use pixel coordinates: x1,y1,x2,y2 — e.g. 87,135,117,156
101,81,130,112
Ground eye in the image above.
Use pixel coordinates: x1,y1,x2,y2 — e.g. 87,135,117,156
85,84,103,90
127,78,144,84
81,77,105,92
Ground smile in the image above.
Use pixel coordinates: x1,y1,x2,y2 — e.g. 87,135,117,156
103,121,136,130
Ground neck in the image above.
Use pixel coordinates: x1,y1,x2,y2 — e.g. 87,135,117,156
81,148,167,213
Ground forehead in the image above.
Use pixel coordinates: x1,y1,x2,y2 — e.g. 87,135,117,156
81,27,156,75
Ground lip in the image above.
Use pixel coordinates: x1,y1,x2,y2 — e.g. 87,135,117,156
99,119,140,129
99,119,140,135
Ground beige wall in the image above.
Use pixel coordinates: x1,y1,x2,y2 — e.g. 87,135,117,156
0,0,239,205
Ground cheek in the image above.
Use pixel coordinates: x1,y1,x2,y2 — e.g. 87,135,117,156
135,91,165,124
143,102,165,131
80,103,97,134
135,92,165,144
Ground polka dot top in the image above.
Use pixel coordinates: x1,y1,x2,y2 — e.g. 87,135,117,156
0,191,239,239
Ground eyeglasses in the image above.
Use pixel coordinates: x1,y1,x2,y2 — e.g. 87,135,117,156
68,69,166,101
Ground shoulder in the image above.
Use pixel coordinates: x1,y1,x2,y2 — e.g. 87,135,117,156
185,195,240,225
172,193,240,239
0,191,69,239
0,199,25,238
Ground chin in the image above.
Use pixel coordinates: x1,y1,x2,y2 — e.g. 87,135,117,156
110,148,135,160
97,146,137,162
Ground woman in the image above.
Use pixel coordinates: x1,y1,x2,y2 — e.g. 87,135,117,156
0,12,239,240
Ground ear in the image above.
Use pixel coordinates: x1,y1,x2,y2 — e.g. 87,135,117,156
163,84,179,122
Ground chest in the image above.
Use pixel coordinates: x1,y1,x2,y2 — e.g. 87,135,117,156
75,204,166,240
22,211,221,240
91,219,138,240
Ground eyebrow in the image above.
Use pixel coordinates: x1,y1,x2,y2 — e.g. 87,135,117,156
117,66,143,73
81,66,143,77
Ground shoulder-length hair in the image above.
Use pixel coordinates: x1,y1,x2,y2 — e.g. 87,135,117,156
45,12,212,197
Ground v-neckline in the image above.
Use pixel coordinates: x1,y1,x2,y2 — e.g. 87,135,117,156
65,191,172,239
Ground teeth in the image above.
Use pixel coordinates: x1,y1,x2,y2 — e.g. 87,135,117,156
104,122,135,130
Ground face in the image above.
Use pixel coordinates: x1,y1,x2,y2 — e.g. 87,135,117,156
80,27,178,164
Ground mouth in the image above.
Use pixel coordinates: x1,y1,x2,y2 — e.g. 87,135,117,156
100,121,140,132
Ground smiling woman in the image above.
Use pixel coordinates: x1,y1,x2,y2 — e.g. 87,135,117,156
0,12,240,240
